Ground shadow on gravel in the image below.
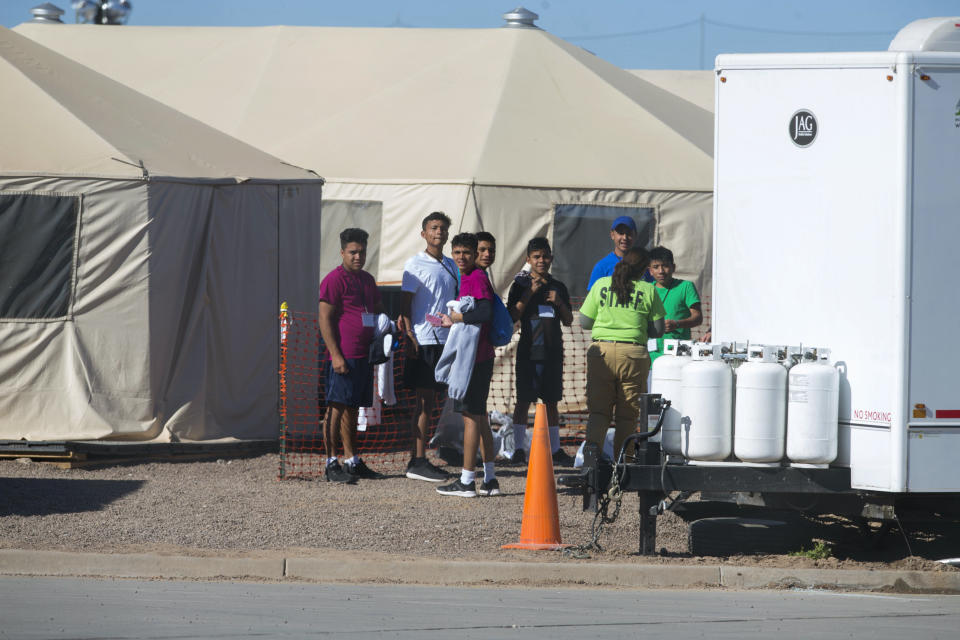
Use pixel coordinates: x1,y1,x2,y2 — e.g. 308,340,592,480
0,478,144,516
674,511,959,561
802,514,960,563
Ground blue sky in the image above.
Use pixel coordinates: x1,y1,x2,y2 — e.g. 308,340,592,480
4,1,958,69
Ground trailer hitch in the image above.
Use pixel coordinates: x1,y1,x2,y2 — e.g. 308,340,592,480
579,394,671,513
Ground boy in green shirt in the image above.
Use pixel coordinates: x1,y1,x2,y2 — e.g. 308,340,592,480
647,246,702,361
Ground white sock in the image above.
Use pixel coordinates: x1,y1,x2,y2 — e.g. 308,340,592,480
347,455,359,466
460,469,476,485
327,456,338,465
512,423,527,450
549,425,561,453
483,462,496,483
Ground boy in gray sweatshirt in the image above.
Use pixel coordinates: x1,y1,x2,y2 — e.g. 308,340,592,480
435,233,499,498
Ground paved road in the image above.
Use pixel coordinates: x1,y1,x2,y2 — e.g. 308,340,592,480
1,577,958,639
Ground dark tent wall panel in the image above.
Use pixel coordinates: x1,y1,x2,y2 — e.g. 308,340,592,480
148,182,280,441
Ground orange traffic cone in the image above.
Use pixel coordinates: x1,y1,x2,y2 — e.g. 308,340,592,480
502,403,570,550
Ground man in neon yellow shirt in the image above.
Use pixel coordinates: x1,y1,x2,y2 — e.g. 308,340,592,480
579,248,665,461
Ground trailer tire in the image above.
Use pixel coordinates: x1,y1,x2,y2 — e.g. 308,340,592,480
687,517,811,556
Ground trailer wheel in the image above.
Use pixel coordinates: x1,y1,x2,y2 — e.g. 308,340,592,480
687,517,811,556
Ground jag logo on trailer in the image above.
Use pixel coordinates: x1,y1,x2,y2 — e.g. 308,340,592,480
789,110,818,147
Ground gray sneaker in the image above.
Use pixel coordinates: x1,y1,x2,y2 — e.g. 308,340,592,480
552,448,576,467
325,460,356,484
406,457,448,482
436,478,477,497
344,458,384,480
509,449,526,465
477,478,501,496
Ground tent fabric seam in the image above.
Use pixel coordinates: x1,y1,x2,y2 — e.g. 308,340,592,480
543,30,714,160
470,30,524,180
321,177,710,193
232,26,284,139
0,172,323,186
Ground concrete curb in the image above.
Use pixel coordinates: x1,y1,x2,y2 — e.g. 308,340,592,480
2,550,958,592
0,550,283,580
285,556,721,588
719,566,960,593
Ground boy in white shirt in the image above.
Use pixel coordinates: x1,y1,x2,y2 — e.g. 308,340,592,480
398,212,459,482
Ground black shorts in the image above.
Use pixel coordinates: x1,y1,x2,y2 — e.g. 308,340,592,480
325,358,373,408
454,358,495,416
515,358,563,404
402,343,447,392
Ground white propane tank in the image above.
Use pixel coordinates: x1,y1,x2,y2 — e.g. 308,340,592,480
680,344,733,461
786,348,840,465
734,345,787,463
650,340,693,453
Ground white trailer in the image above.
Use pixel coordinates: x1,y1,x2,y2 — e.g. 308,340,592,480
712,17,960,494
588,19,960,555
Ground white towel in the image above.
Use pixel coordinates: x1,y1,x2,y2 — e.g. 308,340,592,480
376,353,396,406
372,313,397,406
434,297,479,401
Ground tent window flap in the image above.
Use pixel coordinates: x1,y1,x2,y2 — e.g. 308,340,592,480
0,192,79,319
551,203,655,299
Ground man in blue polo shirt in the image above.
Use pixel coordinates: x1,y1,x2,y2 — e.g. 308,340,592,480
587,215,647,291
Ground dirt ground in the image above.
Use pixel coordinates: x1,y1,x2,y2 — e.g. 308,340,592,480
0,452,957,573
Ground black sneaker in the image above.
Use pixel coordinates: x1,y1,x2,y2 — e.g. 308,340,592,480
406,457,448,482
344,458,384,480
477,478,501,496
325,460,356,484
552,448,576,467
509,449,526,465
436,478,477,497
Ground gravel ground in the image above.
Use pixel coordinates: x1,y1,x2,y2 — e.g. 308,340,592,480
0,452,956,572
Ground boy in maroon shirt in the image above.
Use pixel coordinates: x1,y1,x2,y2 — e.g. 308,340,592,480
436,233,500,498
318,228,386,483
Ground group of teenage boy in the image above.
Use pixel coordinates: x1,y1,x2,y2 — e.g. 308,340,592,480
317,211,701,498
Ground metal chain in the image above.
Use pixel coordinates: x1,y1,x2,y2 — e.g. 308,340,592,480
563,460,627,559
562,403,668,560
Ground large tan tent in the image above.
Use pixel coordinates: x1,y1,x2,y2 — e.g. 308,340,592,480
0,26,323,442
628,69,715,113
16,23,713,300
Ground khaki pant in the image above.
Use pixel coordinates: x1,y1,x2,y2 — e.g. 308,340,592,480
585,341,651,461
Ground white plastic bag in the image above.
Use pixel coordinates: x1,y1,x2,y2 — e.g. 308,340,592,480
573,427,615,468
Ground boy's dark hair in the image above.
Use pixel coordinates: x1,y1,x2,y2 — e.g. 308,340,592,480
451,232,478,251
421,211,452,229
340,228,368,249
476,231,496,246
649,246,675,265
526,236,551,256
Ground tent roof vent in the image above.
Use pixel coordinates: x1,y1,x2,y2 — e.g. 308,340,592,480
30,3,65,23
502,6,539,29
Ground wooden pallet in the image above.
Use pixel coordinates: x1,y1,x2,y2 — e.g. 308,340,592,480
0,440,277,469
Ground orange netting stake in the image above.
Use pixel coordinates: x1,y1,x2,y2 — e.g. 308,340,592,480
278,301,290,479
503,403,570,550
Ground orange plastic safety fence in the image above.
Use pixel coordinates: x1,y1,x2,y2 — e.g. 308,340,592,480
277,295,711,479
